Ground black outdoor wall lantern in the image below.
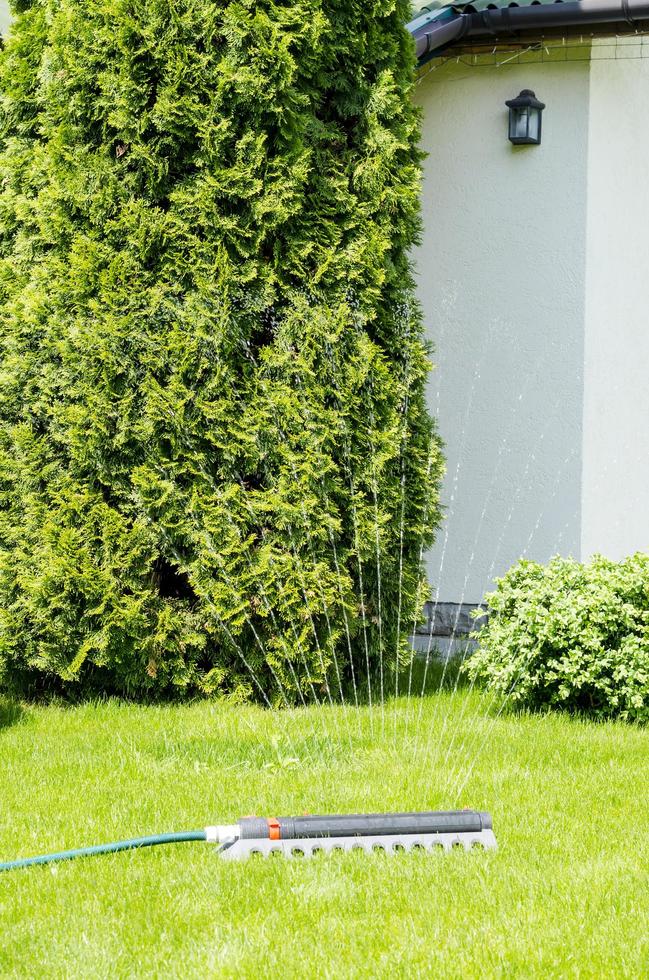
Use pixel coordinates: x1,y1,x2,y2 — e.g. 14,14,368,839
506,89,545,145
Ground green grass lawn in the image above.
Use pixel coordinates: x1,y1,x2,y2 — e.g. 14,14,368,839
1,682,648,978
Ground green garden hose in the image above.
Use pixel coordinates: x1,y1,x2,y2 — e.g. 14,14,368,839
0,831,207,873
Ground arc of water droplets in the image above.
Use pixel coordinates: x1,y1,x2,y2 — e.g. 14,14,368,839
339,305,417,743
283,372,358,743
443,445,622,803
198,420,356,753
237,302,442,746
429,418,579,777
194,513,345,753
199,354,357,752
405,321,556,757
446,505,580,806
166,327,365,752
430,445,580,798
136,508,320,773
323,337,379,733
436,340,562,690
166,297,361,752
411,318,499,742
417,435,577,787
367,400,386,735
392,310,414,746
416,372,570,779
127,292,600,797
239,346,361,745
403,315,449,733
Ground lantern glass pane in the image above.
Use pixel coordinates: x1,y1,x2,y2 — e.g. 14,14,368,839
527,109,540,142
510,107,530,141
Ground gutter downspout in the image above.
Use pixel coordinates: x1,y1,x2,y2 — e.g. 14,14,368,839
408,8,470,62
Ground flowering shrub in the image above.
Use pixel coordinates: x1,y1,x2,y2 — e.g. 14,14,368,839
467,554,649,722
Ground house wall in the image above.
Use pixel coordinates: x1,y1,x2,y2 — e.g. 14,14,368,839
0,0,10,38
582,49,649,561
414,59,589,603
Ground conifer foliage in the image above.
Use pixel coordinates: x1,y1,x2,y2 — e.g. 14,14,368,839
0,0,443,699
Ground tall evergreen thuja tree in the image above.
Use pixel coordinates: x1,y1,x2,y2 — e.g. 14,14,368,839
0,0,443,699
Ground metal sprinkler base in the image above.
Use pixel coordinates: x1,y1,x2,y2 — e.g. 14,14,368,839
219,828,497,859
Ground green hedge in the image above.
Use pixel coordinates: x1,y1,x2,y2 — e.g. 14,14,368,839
0,0,443,699
467,554,649,722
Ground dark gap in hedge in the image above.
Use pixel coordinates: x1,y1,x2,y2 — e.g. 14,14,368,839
153,558,196,603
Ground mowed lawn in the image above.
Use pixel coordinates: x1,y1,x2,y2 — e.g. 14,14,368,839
1,684,648,978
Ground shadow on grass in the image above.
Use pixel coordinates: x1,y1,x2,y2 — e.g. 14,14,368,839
0,698,24,731
398,654,473,698
333,654,474,708
0,649,477,716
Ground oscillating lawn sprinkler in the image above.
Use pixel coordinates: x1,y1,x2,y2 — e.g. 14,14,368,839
0,809,495,871
211,808,496,858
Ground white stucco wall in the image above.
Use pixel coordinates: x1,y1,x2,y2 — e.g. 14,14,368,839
582,49,649,561
0,1,11,38
414,59,589,603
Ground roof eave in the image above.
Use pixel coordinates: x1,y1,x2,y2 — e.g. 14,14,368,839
409,0,649,62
